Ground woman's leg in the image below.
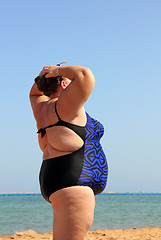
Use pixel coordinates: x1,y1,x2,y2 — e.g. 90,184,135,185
49,186,95,240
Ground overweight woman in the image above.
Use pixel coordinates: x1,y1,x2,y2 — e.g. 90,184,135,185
29,64,108,240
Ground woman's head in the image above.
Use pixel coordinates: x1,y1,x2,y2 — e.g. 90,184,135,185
35,74,64,97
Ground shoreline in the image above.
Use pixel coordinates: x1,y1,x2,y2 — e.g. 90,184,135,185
1,228,161,240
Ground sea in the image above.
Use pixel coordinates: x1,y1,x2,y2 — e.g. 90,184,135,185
0,193,161,236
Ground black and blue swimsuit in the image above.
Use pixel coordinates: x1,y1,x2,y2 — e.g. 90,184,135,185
38,103,108,203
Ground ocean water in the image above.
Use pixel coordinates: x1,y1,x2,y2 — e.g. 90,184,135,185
0,193,161,236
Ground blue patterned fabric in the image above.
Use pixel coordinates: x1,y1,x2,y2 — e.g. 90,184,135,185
77,113,108,194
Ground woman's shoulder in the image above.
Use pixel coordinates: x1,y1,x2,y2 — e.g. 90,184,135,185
35,99,53,123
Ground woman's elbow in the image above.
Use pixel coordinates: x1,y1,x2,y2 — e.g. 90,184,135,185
79,67,95,87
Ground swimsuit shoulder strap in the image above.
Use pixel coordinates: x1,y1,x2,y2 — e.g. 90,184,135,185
54,102,61,121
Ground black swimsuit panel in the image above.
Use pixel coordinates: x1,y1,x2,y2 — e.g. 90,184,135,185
38,102,108,203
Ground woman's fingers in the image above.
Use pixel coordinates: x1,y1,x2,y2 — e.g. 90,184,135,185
39,65,58,78
45,66,58,78
45,73,53,78
39,66,51,76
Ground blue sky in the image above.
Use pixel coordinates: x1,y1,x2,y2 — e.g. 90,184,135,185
0,0,160,193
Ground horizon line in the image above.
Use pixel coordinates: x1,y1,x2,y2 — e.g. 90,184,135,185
1,191,161,194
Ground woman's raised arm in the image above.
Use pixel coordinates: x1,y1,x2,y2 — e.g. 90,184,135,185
44,65,95,119
29,83,49,120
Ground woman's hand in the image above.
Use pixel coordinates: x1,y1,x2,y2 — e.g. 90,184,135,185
39,65,58,78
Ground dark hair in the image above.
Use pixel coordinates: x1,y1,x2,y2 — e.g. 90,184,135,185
34,74,63,97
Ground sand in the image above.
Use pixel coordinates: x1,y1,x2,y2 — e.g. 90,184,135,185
0,228,161,240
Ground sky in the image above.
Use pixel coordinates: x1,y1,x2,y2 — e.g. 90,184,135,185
0,0,160,193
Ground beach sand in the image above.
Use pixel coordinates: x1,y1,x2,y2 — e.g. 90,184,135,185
1,228,161,240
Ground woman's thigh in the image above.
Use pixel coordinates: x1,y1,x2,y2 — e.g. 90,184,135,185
49,186,95,240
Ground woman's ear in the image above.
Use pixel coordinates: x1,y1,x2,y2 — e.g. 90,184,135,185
60,80,67,90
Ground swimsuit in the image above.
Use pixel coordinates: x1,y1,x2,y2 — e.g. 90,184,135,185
38,103,108,203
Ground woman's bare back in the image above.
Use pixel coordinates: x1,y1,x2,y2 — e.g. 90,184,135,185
36,100,87,160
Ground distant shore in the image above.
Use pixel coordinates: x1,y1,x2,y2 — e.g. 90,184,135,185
0,192,40,194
